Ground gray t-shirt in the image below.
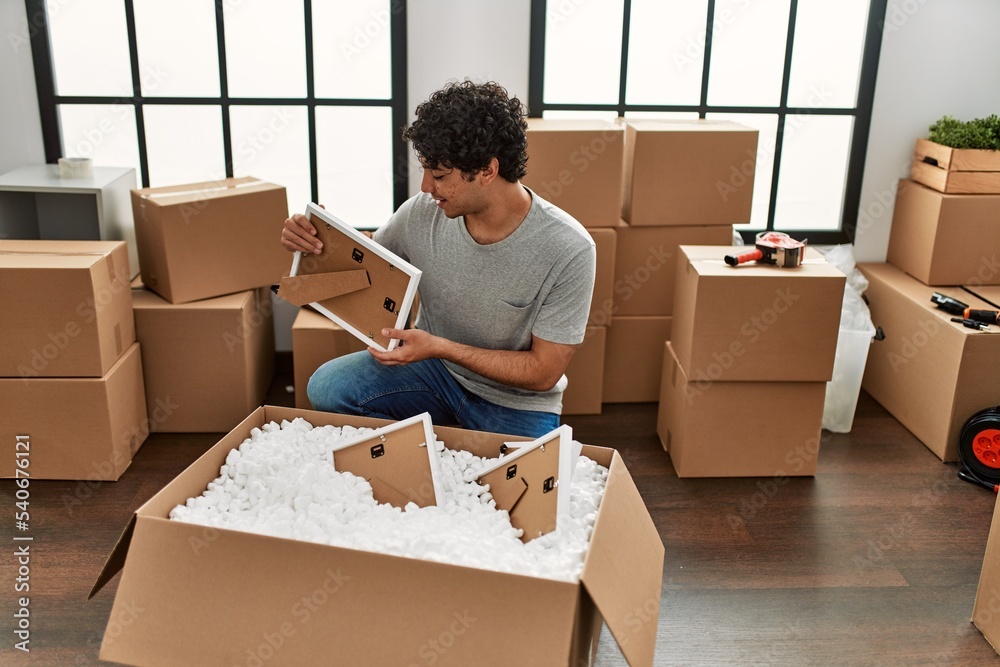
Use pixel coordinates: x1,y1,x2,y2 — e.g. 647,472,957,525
374,188,596,413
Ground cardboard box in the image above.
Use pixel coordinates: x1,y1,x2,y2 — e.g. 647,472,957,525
657,342,825,477
131,177,289,304
588,227,616,326
0,239,135,378
621,119,758,226
603,316,672,403
859,263,1000,462
91,406,664,667
292,308,369,409
605,222,734,319
563,326,606,415
886,179,1000,286
1,343,147,480
973,493,1000,653
132,283,275,432
671,245,846,383
911,138,1000,194
522,119,624,227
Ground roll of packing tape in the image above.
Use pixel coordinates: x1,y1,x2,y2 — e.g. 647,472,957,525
58,157,93,179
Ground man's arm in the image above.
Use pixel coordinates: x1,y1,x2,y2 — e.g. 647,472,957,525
369,328,577,393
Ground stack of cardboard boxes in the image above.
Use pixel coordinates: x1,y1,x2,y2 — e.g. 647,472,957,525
521,119,625,414
861,139,1000,462
128,177,288,433
657,245,846,477
603,120,756,405
0,240,147,480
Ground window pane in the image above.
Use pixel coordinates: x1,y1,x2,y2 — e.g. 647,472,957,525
224,0,306,98
787,0,869,109
58,104,140,174
230,106,310,217
706,112,777,231
543,0,624,105
133,0,220,97
316,107,394,229
773,115,853,232
707,0,791,107
143,106,225,187
48,0,132,96
313,0,392,99
626,0,709,106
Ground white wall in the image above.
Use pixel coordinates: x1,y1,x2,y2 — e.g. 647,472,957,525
0,1,45,175
855,0,1000,261
405,0,532,196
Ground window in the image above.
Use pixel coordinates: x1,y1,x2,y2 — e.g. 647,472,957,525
528,0,888,243
27,0,409,228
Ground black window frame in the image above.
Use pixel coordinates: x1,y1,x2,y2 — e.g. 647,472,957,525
528,0,888,245
26,0,410,223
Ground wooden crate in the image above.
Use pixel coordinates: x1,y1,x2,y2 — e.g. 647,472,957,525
911,137,1000,193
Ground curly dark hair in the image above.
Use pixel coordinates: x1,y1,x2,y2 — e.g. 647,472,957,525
402,80,528,183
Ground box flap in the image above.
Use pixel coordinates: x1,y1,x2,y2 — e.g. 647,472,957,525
277,268,370,306
88,514,137,599
132,176,279,205
581,451,664,666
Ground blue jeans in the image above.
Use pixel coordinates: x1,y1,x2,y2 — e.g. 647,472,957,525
307,352,561,438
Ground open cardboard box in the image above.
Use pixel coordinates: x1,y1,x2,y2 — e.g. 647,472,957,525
91,406,664,667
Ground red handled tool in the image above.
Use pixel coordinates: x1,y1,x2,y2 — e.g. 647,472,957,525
931,292,999,326
724,231,806,268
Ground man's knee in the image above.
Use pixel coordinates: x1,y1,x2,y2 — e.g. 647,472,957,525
307,355,364,413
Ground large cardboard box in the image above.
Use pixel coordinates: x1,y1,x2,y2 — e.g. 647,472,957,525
132,283,275,432
606,222,733,319
131,177,289,304
1,343,147,480
563,326,606,415
522,119,624,227
621,119,758,227
859,263,1000,462
973,493,1000,652
886,179,1000,286
603,316,672,403
91,406,664,667
657,342,825,477
589,227,616,326
0,239,134,378
671,245,846,383
292,307,369,409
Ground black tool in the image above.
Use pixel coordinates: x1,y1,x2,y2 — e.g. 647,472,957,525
951,317,989,331
932,292,1000,325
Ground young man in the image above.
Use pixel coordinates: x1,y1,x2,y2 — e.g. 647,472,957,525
281,80,596,437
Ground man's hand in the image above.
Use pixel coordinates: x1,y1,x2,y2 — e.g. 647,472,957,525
369,327,578,393
368,328,441,366
281,212,323,254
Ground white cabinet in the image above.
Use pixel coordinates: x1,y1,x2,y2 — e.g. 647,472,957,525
0,165,139,276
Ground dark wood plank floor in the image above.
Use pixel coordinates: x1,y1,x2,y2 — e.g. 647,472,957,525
2,353,998,666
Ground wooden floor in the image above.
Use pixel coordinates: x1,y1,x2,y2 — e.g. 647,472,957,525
2,353,999,666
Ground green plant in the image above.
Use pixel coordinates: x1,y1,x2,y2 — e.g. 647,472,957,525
928,114,1000,150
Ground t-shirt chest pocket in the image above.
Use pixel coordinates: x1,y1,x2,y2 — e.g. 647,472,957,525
490,298,538,348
